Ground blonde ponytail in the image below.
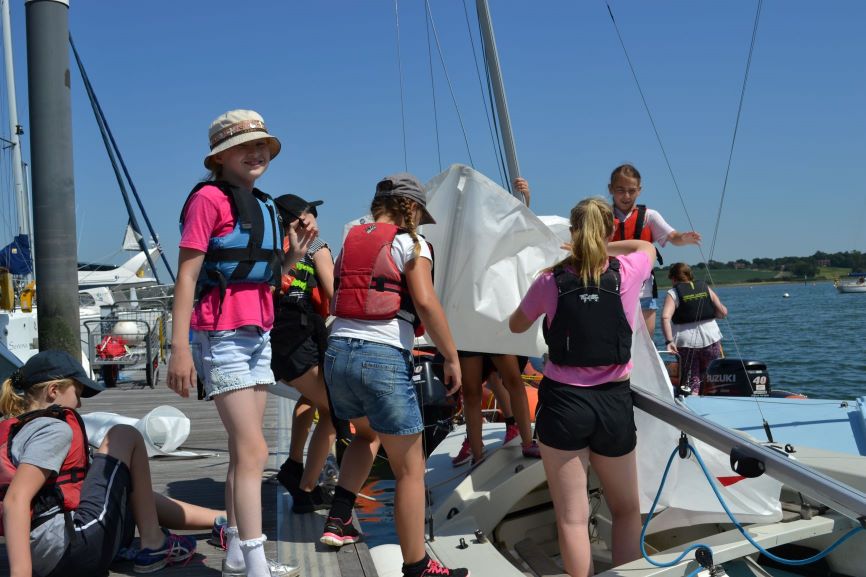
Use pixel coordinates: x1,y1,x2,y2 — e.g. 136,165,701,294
0,374,74,418
547,197,614,286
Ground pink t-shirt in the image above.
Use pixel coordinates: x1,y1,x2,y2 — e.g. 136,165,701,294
518,251,652,387
180,184,275,331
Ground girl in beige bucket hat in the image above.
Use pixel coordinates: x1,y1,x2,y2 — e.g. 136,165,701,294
170,109,314,577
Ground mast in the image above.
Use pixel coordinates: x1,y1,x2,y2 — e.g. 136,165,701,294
26,0,80,356
1,0,30,275
475,0,521,200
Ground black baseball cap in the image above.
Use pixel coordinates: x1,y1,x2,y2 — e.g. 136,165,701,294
15,350,105,398
274,194,323,222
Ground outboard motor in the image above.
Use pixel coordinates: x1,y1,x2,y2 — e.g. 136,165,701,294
412,348,456,456
702,358,770,397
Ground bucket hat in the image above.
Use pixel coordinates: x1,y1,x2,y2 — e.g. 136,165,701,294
14,350,105,398
374,173,436,225
274,194,324,223
204,109,281,170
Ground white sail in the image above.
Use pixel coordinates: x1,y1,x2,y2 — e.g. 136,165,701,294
121,219,143,251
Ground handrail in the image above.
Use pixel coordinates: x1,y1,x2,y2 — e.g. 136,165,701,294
631,386,866,525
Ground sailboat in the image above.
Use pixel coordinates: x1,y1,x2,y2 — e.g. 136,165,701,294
344,3,866,576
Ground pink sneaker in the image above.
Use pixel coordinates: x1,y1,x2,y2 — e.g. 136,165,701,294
503,423,520,445
451,438,472,467
522,440,541,459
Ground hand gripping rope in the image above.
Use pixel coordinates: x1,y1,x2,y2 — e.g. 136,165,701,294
640,433,864,577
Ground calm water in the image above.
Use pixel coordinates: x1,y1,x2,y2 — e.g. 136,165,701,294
658,281,866,399
356,281,866,547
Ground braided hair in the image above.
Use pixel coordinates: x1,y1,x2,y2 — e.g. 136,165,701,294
370,196,422,257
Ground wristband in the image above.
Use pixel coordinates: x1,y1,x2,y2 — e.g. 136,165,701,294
664,340,673,346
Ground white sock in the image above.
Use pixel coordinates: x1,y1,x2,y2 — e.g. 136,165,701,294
240,534,269,577
225,526,244,569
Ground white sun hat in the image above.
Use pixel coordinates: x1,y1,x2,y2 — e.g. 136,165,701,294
204,109,281,170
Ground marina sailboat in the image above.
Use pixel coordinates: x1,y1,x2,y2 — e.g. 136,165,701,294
350,3,866,576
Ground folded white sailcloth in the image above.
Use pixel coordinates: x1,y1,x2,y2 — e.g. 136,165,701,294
82,405,198,458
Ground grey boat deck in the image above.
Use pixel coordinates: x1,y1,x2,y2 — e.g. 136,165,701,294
0,374,377,577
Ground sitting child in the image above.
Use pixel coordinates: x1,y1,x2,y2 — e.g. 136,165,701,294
1,350,224,576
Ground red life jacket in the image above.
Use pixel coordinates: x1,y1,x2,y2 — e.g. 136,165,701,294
333,223,427,336
613,204,654,242
0,405,89,536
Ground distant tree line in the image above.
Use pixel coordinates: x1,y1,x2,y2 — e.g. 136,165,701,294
685,250,866,279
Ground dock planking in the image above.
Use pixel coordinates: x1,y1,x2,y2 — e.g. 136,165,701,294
0,370,377,577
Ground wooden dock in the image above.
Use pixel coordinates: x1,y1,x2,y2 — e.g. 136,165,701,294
0,373,377,577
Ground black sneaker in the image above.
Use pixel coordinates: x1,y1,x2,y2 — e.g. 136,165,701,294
291,485,333,514
320,516,361,547
403,557,470,577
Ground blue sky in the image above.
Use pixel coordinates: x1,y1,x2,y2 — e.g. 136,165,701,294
2,1,865,281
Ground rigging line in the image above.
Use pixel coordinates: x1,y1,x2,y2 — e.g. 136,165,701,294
425,2,442,172
707,0,763,264
393,0,408,172
69,36,174,282
425,0,475,168
604,3,707,263
462,0,505,181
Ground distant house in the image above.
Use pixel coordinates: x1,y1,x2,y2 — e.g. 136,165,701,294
816,259,831,267
733,262,746,269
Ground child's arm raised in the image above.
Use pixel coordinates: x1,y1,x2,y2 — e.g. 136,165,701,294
666,230,701,246
404,257,462,395
607,239,657,264
4,463,52,577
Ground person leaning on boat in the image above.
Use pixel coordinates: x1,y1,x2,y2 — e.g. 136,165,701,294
660,263,728,395
509,197,655,577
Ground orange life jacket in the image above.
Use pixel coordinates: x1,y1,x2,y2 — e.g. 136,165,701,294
613,204,654,242
0,405,89,535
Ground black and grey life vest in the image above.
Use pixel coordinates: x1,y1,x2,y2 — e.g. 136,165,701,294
671,280,716,325
180,182,283,309
542,258,632,367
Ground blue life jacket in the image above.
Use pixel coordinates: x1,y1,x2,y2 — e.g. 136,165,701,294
180,182,283,310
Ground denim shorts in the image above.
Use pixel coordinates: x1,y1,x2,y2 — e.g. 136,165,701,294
324,337,422,436
640,296,658,311
191,326,274,399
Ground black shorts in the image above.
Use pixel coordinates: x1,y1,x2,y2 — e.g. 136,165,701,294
535,377,636,457
272,301,327,382
273,333,322,382
46,454,135,577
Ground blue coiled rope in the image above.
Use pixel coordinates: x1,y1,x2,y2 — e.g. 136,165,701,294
640,440,864,576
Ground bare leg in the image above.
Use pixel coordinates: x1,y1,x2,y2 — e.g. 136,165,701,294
335,417,380,494
289,396,315,463
153,493,224,529
289,365,336,491
642,308,656,338
379,432,426,565
590,450,642,567
458,356,484,460
485,372,513,419
96,424,165,550
491,355,532,445
538,441,592,577
214,385,269,541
